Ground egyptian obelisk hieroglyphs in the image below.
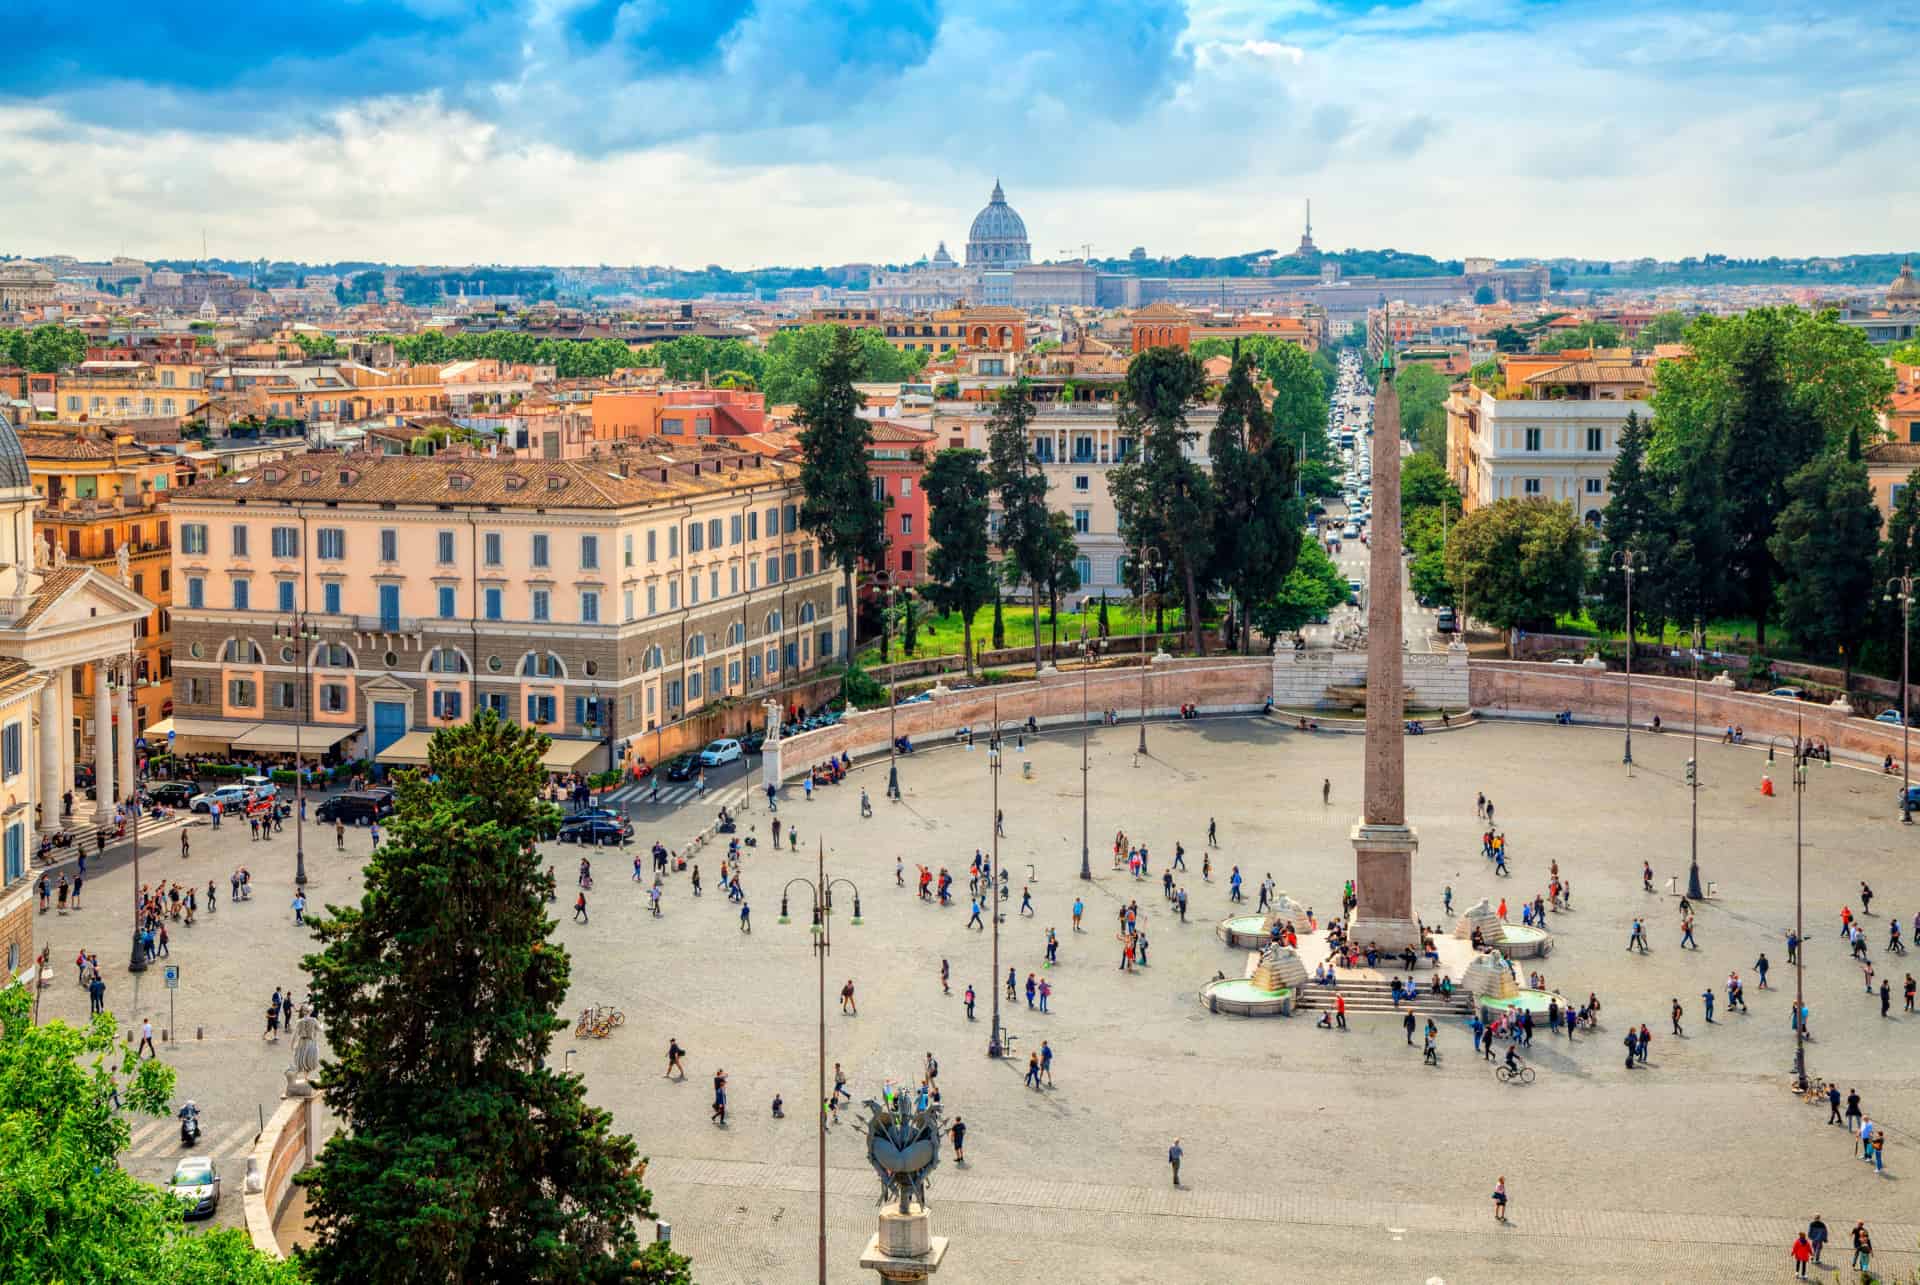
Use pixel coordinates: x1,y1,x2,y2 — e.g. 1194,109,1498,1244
1345,349,1422,952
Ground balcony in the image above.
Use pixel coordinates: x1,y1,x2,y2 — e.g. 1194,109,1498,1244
36,492,166,521
354,615,421,634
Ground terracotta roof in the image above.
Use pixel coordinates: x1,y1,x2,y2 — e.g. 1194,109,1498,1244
18,431,129,461
174,449,800,510
865,421,936,444
1131,302,1192,321
1521,361,1652,387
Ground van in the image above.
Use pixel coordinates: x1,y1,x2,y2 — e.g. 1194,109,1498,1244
1436,607,1458,633
316,789,395,825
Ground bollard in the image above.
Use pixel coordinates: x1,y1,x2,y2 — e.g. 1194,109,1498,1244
196,1026,204,1040
656,1222,672,1245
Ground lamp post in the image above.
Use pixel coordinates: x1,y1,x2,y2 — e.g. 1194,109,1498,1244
109,654,148,974
1610,550,1645,773
880,576,901,802
987,730,1005,1057
779,842,863,1285
1687,618,1704,901
1792,713,1809,1091
1074,617,1105,880
1885,573,1914,823
1134,544,1162,755
272,615,321,888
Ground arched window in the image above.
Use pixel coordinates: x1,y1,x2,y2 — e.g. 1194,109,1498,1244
641,645,662,672
426,647,470,674
765,609,783,634
1584,509,1602,527
311,642,354,668
799,601,817,624
221,638,263,664
520,651,565,679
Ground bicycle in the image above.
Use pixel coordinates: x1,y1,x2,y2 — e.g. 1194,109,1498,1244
1495,1062,1535,1085
575,1005,626,1039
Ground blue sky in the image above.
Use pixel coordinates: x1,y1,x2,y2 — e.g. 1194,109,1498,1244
1,0,1910,266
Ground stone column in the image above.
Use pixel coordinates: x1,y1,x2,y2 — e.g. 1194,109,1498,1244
57,672,75,805
1348,364,1421,952
92,662,115,824
117,676,136,803
38,675,62,837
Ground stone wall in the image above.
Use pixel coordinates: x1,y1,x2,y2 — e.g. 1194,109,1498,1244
1271,646,1470,712
1469,661,1907,768
0,884,31,981
774,657,1271,779
245,1093,319,1257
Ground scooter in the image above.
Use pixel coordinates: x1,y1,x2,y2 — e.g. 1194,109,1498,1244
179,1107,201,1147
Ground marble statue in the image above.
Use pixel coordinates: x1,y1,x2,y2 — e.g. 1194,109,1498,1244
284,1006,322,1098
115,543,130,585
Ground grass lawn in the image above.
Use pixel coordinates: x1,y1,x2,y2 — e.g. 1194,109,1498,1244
1551,611,1771,653
861,601,1185,663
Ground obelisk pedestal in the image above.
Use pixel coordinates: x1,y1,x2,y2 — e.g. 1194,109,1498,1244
1345,345,1423,953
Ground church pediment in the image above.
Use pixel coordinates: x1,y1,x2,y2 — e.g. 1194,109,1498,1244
1,563,152,635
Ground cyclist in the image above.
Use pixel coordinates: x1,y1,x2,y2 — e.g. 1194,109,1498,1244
1503,1044,1524,1079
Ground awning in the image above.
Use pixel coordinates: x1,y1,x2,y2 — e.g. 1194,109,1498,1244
146,717,258,752
541,738,603,772
375,731,437,766
232,722,362,752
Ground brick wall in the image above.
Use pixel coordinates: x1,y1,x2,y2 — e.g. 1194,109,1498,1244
0,884,31,979
774,657,1272,779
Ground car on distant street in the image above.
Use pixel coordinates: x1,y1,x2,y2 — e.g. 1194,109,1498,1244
146,781,197,808
168,1156,221,1219
1765,686,1807,701
1876,709,1906,726
557,815,633,846
698,738,743,767
188,781,276,813
1435,607,1457,633
315,790,395,826
663,754,700,782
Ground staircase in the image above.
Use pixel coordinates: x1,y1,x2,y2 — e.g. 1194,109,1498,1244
1291,975,1471,1019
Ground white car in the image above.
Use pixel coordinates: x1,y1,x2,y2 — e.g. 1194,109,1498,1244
698,738,743,767
188,781,277,813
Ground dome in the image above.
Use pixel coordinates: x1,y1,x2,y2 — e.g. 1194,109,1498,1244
965,180,1031,268
0,416,31,491
1890,260,1920,311
0,260,54,285
930,240,955,267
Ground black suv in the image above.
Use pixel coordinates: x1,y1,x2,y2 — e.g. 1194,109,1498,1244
315,790,395,825
146,782,198,808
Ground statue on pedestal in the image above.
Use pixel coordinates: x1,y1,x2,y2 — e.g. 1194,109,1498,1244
284,1006,321,1098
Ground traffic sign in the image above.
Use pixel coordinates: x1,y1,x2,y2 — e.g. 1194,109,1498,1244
163,965,179,989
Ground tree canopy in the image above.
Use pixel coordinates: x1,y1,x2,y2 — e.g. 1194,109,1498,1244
795,328,886,657
1,324,88,372
985,379,1052,667
1442,498,1588,632
920,447,996,671
1112,347,1215,653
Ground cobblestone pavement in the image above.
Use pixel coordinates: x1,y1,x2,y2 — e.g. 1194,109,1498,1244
32,718,1920,1278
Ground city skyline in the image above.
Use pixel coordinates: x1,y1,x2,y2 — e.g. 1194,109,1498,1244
5,1,1915,267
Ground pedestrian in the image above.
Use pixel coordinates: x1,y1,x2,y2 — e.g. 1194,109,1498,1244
840,979,857,1016
1020,886,1033,917
1168,1137,1183,1187
1845,1089,1862,1132
666,1038,686,1078
1755,952,1770,988
1335,993,1346,1030
1680,915,1696,949
949,1115,966,1164
1321,778,1330,805
1701,988,1714,1023
1906,973,1916,1013
1791,1233,1812,1278
573,892,588,923
739,900,751,933
712,1069,728,1126
1808,1215,1828,1265
964,984,976,1020
1826,1084,1843,1126
1492,1176,1507,1222
1024,1051,1041,1089
1207,817,1217,846
88,972,106,1014
1881,979,1892,1017
1851,1221,1871,1273
940,958,950,994
265,997,281,1041
292,892,306,926
1404,1010,1415,1045
1072,898,1084,931
1643,860,1653,892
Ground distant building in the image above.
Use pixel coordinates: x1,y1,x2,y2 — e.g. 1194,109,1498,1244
1833,262,1920,344
1294,200,1318,256
0,261,56,313
965,181,1032,268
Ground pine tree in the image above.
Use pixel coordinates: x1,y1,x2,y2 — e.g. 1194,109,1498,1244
985,380,1051,670
1208,348,1302,653
796,328,887,663
1111,348,1214,654
991,590,1006,650
1771,450,1881,687
299,713,690,1285
1593,411,1669,639
1098,593,1111,638
921,448,996,674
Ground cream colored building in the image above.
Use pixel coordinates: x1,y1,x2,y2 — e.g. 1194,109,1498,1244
1445,356,1655,524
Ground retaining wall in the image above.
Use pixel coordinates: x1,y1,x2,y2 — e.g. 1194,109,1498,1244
245,1093,319,1257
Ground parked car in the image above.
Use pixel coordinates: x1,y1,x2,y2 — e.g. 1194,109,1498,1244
1765,686,1807,701
315,790,395,826
739,731,767,754
663,754,700,782
1877,709,1906,726
698,738,743,767
146,782,197,808
1435,607,1458,633
188,782,275,813
565,805,625,824
1900,784,1920,811
168,1156,220,1219
557,816,633,845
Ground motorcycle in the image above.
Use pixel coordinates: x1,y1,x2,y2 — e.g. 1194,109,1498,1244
179,1106,202,1147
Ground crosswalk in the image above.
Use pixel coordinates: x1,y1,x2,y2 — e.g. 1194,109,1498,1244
602,779,751,809
123,1116,259,1162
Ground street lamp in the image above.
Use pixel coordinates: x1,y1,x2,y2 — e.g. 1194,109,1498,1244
108,653,148,974
878,576,902,802
1885,573,1914,823
1134,543,1163,755
1686,618,1705,901
1610,550,1645,773
987,732,1005,1057
272,615,321,888
1792,713,1809,1091
778,842,862,1285
1072,617,1106,880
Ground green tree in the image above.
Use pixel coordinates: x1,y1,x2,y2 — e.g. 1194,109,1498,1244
1209,349,1302,652
920,448,996,674
985,380,1051,669
10,323,89,372
991,590,1005,649
795,328,886,661
1409,549,1452,606
1254,539,1349,638
1391,363,1452,461
1770,448,1881,686
1590,412,1670,639
1486,325,1530,353
1400,453,1459,515
1633,311,1691,349
293,332,339,358
1473,284,1496,305
1111,347,1215,653
1038,511,1083,647
0,986,301,1284
1535,321,1623,353
1098,593,1111,638
299,713,689,1285
1871,470,1920,673
1442,498,1588,635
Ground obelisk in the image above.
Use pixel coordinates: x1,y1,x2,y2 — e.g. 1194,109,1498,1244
1346,348,1421,952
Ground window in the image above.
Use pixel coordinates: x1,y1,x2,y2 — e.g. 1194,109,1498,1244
484,532,503,565
900,477,913,497
379,529,398,562
228,679,257,707
766,506,780,537
159,569,169,591
186,576,204,609
320,683,349,713
437,530,456,564
669,580,680,609
1115,438,1132,462
818,630,834,660
687,671,702,699
783,503,798,534
271,526,299,558
900,513,914,535
1523,428,1542,452
482,692,508,717
785,640,799,671
689,523,704,553
526,694,556,724
646,584,658,616
317,528,345,560
323,582,342,614
766,646,780,675
747,653,761,682
531,533,550,568
522,651,564,678
1587,428,1604,452
1585,478,1603,494
484,587,503,620
623,533,634,567
1075,556,1092,585
574,696,601,729
900,549,915,572
232,580,250,610
1034,438,1055,463
730,514,742,544
531,590,550,622
1523,478,1542,496
1,723,20,779
668,525,679,557
431,689,462,720
689,576,700,605
766,556,780,585
437,586,457,619
277,581,295,612
580,535,599,569
784,553,797,581
181,523,207,555
1073,508,1090,534
708,518,722,547
1072,435,1094,463
5,824,22,889
580,590,600,623
1074,474,1090,492
315,642,353,668
623,589,635,621
799,601,817,625
661,417,683,435
646,529,658,561
271,681,296,710
748,510,759,540
667,679,683,708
